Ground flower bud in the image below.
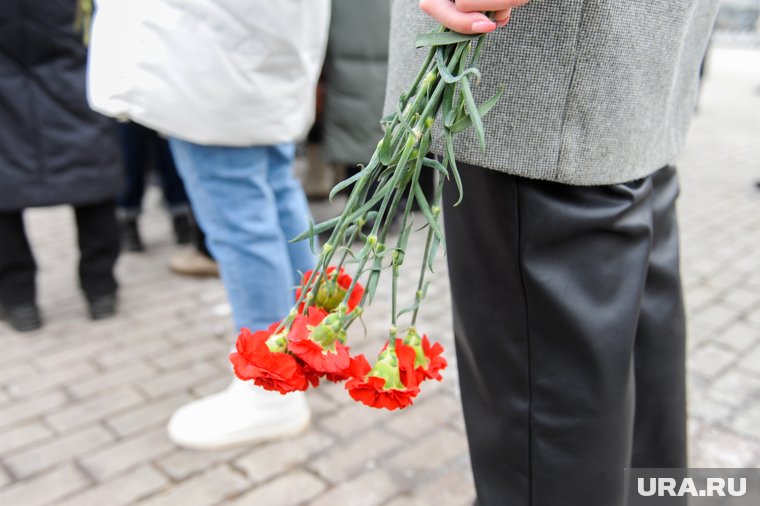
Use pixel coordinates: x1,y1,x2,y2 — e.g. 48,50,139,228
265,329,289,353
369,344,405,391
309,304,348,349
403,327,429,369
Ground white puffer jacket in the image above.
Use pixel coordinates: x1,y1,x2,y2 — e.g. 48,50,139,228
87,0,330,146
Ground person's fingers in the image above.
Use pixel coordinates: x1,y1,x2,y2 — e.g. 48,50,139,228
493,8,512,26
419,0,495,34
454,0,529,12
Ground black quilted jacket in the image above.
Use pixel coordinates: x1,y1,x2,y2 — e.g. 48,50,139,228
0,0,121,211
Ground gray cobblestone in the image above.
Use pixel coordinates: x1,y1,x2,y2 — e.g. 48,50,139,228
737,344,760,375
7,361,97,398
706,369,760,407
234,431,334,484
80,428,175,481
137,362,219,399
0,421,53,455
0,362,37,385
308,428,404,483
57,465,169,506
5,425,114,478
0,465,89,506
688,343,737,378
714,322,760,351
389,428,469,480
690,425,760,467
731,404,760,441
228,470,326,506
136,465,249,506
156,447,244,482
385,394,461,439
318,402,393,437
410,462,476,506
106,393,193,438
46,387,144,433
310,469,399,506
68,361,156,399
0,391,67,430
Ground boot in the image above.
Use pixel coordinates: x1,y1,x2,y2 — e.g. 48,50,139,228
167,378,311,450
0,303,42,332
119,217,144,252
172,215,193,245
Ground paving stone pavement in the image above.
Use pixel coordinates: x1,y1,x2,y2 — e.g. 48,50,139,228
1,46,759,506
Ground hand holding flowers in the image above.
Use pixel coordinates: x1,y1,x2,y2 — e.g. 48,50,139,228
230,8,515,409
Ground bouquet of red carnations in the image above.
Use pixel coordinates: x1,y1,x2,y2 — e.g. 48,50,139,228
230,23,503,410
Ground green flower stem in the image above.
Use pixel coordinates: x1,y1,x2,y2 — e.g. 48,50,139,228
410,227,435,326
287,20,500,343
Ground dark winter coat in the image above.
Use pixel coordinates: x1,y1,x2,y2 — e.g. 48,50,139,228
0,0,122,211
321,0,390,166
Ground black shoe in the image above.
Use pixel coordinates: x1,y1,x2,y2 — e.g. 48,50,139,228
87,294,117,320
173,215,193,245
119,217,145,252
0,303,43,332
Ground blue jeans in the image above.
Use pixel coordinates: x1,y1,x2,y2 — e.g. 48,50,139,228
168,139,316,331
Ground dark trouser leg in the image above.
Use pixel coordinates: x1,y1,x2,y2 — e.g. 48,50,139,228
631,166,687,468
0,211,36,306
116,121,149,216
75,200,120,299
153,133,190,215
443,163,685,506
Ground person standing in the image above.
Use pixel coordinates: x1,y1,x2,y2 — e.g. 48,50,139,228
87,0,330,448
0,0,122,332
115,121,193,252
386,0,718,504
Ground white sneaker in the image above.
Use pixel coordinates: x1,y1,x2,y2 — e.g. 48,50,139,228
167,378,311,450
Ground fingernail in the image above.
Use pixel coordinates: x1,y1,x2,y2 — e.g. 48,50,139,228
496,15,511,27
471,20,496,33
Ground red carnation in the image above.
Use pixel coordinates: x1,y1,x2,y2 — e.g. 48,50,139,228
229,327,308,394
345,339,420,410
403,328,447,383
288,306,351,374
418,334,447,381
296,267,364,313
298,360,322,388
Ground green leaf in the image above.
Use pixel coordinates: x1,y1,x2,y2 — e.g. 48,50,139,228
329,163,370,202
422,157,449,177
415,31,479,48
444,130,464,206
290,215,340,243
308,219,317,254
435,47,481,84
460,76,485,151
428,235,441,273
413,181,444,245
379,124,394,165
449,85,505,134
364,260,383,304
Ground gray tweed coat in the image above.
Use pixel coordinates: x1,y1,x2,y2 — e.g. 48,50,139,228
385,0,718,185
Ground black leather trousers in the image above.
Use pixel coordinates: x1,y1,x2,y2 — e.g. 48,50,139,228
443,165,687,506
